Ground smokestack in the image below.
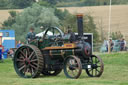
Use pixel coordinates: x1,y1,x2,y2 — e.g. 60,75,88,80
76,14,83,37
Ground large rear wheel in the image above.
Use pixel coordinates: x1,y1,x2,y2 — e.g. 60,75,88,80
13,45,44,78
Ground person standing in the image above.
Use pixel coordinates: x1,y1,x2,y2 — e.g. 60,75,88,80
120,38,127,51
26,27,36,43
107,38,114,52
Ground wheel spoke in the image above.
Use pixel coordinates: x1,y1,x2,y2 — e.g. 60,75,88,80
19,50,26,57
30,59,38,62
97,65,101,67
30,64,37,69
88,69,92,72
96,68,100,73
92,57,93,63
95,57,96,64
28,51,35,60
26,48,30,55
95,69,97,76
25,49,28,58
31,67,34,75
24,67,29,75
23,66,27,74
19,65,26,71
71,70,76,76
96,60,100,64
17,59,24,62
32,62,38,66
92,69,93,76
19,55,25,59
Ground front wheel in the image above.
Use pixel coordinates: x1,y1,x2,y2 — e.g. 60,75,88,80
86,55,104,77
64,55,82,79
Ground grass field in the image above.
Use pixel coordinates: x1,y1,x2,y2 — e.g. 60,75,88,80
0,52,128,85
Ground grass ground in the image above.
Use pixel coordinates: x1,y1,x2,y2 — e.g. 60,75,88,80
0,52,128,85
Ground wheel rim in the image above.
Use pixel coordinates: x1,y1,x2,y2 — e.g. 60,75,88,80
86,55,104,77
14,45,43,78
64,56,82,79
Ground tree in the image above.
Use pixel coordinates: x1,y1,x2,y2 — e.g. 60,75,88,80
2,11,17,29
61,13,99,42
3,3,59,41
111,31,123,40
37,0,51,7
84,15,99,42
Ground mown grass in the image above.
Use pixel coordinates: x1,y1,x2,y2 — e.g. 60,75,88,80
0,52,128,85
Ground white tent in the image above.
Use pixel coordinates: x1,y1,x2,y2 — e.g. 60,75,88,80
36,31,53,37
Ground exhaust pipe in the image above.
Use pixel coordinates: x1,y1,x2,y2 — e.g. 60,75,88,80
76,14,83,38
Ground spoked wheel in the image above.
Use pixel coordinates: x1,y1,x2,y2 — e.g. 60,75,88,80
42,69,62,76
64,55,82,79
86,55,104,77
13,45,44,78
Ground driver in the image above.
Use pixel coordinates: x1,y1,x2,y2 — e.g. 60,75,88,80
67,29,76,43
26,27,36,43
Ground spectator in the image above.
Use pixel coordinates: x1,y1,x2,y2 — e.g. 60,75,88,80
21,42,24,46
16,40,22,48
120,38,127,51
106,38,114,52
8,48,14,58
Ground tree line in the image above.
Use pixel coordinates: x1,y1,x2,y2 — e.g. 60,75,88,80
0,0,128,9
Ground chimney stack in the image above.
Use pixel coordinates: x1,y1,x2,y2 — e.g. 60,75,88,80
76,14,83,38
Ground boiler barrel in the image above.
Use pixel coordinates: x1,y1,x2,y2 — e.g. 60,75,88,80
49,49,82,59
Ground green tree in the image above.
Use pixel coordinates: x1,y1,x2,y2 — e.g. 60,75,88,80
61,14,99,42
37,0,51,7
2,11,17,29
111,31,123,40
84,15,99,42
3,3,59,41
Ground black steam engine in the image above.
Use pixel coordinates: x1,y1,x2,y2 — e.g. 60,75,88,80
13,14,104,79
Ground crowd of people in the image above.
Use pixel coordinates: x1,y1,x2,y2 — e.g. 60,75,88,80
105,38,127,52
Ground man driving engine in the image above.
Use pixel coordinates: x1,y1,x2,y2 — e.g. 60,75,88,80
26,27,36,43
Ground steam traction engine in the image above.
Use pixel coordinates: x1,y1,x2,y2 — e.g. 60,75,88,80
13,14,104,79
